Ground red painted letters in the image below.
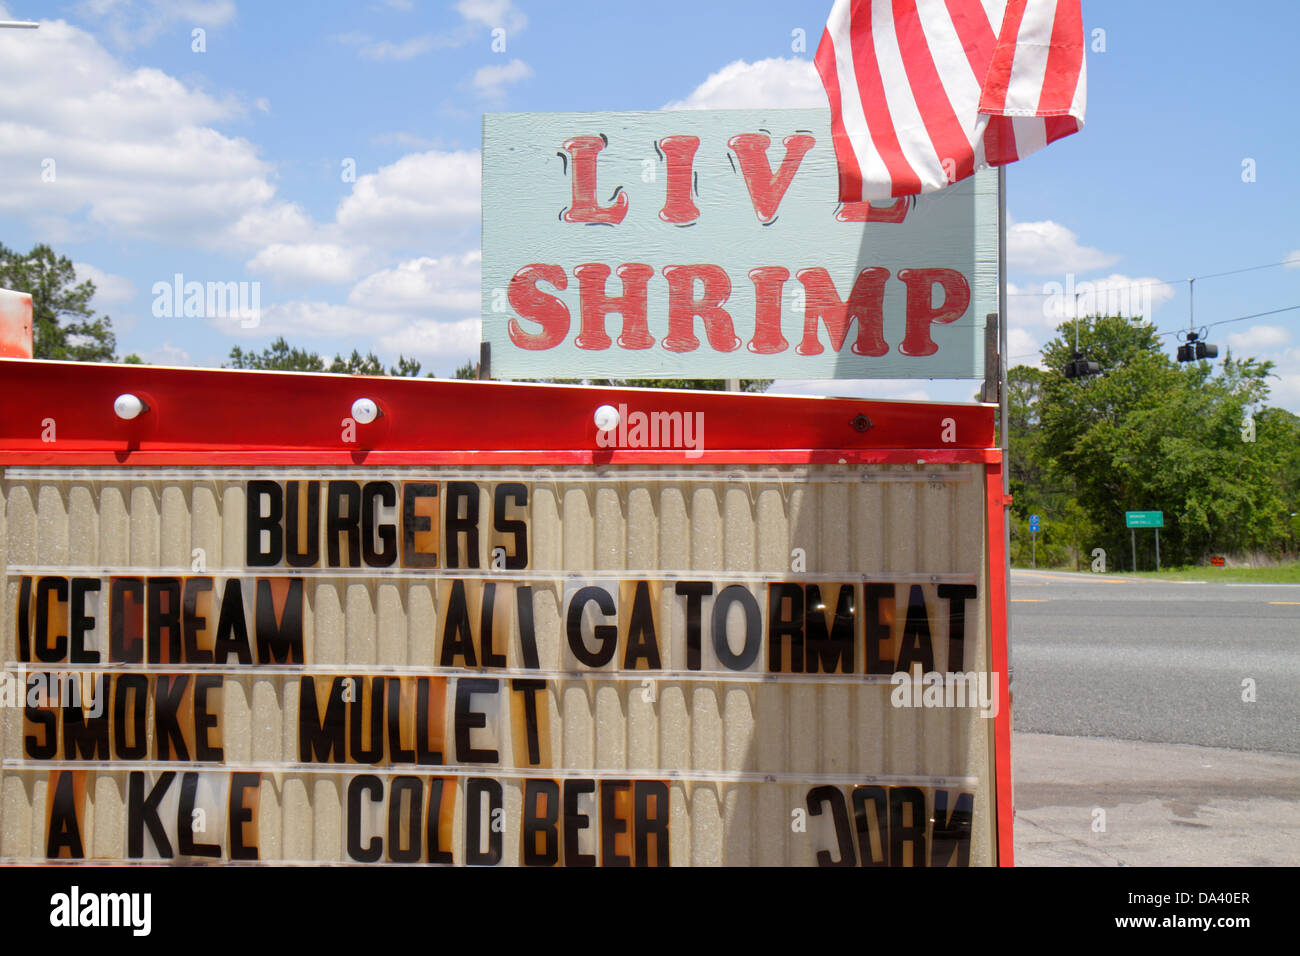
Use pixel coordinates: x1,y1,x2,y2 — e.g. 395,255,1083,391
727,133,816,224
573,263,656,350
662,265,741,353
507,265,570,351
747,267,791,354
658,136,701,225
898,269,970,356
836,198,910,223
562,137,629,225
795,268,890,357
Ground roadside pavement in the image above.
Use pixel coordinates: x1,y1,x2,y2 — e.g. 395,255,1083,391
1012,731,1300,866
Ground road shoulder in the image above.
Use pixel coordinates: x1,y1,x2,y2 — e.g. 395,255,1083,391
1012,732,1300,866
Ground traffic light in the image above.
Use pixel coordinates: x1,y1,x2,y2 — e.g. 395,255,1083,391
1064,351,1100,378
1177,330,1218,363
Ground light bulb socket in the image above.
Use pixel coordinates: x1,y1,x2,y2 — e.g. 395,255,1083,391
594,404,620,432
350,398,381,424
113,393,148,420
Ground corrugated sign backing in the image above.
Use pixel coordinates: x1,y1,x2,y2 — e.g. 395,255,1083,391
2,465,993,865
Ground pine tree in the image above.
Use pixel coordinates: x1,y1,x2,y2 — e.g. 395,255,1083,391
0,243,116,361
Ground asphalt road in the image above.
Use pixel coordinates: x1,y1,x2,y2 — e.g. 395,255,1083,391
1008,570,1300,755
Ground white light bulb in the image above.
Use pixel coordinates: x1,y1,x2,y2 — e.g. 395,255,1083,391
594,404,620,432
113,393,146,420
351,398,380,424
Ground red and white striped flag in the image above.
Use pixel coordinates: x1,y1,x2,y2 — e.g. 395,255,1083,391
815,0,1086,201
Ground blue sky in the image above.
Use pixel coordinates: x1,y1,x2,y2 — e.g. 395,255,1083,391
1,0,1297,410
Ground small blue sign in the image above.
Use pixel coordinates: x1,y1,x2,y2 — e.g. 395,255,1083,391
1029,514,1040,532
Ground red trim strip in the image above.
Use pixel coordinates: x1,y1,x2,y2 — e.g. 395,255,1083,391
0,448,1001,467
986,463,1015,866
0,359,996,461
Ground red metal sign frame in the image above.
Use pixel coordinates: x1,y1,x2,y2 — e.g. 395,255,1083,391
0,357,1012,865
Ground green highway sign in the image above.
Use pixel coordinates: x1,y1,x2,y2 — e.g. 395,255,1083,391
1126,510,1164,528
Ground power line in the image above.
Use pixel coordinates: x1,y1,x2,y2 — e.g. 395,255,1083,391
1007,304,1300,362
1006,256,1299,296
1206,303,1300,330
1195,261,1297,282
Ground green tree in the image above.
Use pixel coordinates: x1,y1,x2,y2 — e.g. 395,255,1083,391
1005,365,1050,513
227,337,326,372
599,379,771,392
1252,406,1300,555
0,242,116,361
1036,315,1285,565
226,337,426,377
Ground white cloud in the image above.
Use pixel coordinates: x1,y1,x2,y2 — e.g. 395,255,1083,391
1067,274,1176,319
217,253,483,369
1284,250,1300,269
225,202,316,249
337,0,526,62
347,253,480,314
235,152,480,291
1268,359,1300,412
73,262,136,305
215,300,481,370
254,96,270,113
1006,327,1046,368
247,243,370,285
0,19,276,245
335,149,481,244
339,33,444,62
0,8,482,276
377,317,481,363
1008,219,1120,275
213,300,380,339
1227,324,1291,352
663,58,825,110
457,0,526,33
371,131,441,150
75,0,236,48
1003,275,1177,365
138,342,193,366
471,58,532,100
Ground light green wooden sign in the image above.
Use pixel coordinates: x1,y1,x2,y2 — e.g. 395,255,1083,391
482,109,996,380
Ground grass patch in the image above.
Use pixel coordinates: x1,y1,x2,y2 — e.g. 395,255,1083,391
1121,562,1300,583
1012,561,1300,582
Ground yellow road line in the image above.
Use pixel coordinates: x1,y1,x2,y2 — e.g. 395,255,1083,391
1012,571,1127,583
1269,601,1300,606
1011,598,1048,603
